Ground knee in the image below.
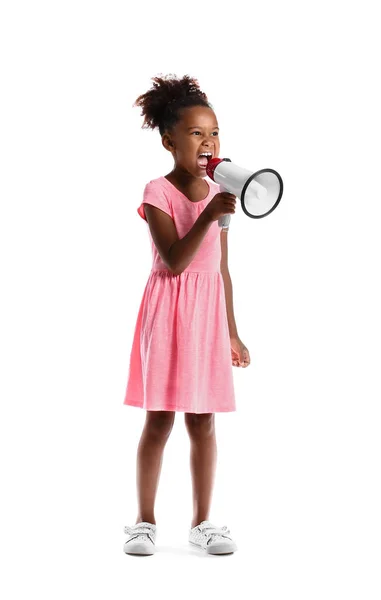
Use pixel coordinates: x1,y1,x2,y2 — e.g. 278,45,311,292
145,411,175,439
185,413,215,439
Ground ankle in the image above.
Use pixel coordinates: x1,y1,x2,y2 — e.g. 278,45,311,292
136,516,156,525
191,517,208,529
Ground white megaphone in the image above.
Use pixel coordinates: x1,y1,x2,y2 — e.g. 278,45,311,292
206,158,283,229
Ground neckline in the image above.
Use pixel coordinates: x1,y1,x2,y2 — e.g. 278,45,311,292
160,176,211,203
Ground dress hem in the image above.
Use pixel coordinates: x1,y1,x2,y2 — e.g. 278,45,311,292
123,401,236,413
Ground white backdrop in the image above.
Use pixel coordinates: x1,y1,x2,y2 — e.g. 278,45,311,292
1,1,380,598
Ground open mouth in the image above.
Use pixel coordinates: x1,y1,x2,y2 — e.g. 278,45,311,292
197,152,213,169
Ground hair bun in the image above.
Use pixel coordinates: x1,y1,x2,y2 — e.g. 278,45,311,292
133,73,211,136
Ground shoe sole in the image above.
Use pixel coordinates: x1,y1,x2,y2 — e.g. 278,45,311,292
189,540,237,554
123,542,155,555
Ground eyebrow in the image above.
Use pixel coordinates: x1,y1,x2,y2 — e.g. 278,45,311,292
187,126,219,130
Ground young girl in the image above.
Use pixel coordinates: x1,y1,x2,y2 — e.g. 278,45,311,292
123,74,251,556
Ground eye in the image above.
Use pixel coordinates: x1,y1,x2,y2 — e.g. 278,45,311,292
191,131,219,136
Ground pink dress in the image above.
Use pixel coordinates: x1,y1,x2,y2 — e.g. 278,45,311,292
123,175,236,414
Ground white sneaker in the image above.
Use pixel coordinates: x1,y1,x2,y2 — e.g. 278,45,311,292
189,520,238,554
123,521,157,555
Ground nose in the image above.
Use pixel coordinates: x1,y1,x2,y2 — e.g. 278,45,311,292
201,137,216,150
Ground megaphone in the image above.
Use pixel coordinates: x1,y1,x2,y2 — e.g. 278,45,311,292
206,158,283,229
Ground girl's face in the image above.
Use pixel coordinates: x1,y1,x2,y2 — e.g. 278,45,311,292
162,106,220,178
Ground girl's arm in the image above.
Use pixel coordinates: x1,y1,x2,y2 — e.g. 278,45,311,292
220,229,238,339
144,204,213,275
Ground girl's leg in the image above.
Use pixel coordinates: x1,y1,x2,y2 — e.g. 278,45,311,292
135,410,175,525
184,412,216,529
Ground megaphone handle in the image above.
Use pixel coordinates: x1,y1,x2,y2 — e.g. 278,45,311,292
218,214,231,229
218,184,231,229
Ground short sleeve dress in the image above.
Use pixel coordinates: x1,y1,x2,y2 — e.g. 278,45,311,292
123,175,236,414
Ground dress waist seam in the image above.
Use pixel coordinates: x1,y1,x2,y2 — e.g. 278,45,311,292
151,269,221,274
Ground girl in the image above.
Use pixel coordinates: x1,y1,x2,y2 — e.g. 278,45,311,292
123,74,251,556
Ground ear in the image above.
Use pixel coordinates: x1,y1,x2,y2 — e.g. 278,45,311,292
162,134,174,152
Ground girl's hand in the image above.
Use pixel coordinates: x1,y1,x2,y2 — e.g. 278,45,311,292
230,336,251,368
203,192,236,223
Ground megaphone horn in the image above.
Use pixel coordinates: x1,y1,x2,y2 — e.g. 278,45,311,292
206,157,283,226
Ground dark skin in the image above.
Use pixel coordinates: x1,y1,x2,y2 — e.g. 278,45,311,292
135,106,250,529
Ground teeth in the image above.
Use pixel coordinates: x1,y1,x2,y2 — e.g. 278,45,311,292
199,152,212,157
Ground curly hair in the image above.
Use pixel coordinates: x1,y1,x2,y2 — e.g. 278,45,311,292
133,73,213,137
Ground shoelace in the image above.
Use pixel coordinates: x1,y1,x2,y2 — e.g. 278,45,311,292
124,523,156,544
196,522,232,545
